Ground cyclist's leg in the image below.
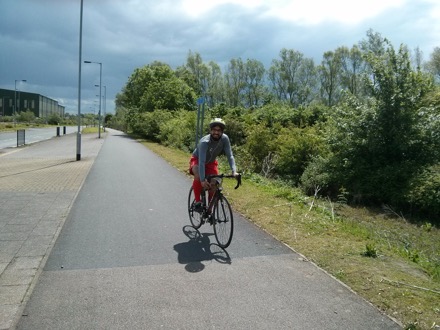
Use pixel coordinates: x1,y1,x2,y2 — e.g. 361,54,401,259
189,157,202,203
206,161,219,211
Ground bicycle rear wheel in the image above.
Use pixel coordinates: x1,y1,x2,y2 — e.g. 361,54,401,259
212,194,234,248
188,186,203,229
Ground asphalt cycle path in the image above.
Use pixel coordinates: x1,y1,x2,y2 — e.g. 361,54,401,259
16,130,401,329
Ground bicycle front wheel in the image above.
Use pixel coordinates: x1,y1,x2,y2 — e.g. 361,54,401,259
212,194,234,248
188,186,203,229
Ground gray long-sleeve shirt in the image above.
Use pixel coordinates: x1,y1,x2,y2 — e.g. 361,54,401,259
192,133,236,181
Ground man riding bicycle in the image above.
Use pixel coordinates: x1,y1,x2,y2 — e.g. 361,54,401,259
189,118,238,212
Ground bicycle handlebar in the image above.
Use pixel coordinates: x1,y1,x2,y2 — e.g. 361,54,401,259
206,173,242,189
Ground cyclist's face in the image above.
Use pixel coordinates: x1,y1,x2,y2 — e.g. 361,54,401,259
210,126,223,140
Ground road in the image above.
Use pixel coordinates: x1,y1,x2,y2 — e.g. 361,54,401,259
0,126,79,149
15,131,401,329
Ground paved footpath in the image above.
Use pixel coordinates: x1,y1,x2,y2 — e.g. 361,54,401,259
0,131,105,330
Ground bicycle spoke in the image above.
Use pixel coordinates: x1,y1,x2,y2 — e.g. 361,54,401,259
213,195,233,248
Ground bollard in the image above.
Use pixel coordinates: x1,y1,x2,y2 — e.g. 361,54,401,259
63,126,66,135
56,127,60,137
17,129,25,147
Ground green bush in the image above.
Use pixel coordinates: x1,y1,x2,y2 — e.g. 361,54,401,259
222,114,247,146
1,116,14,123
300,155,333,195
47,113,61,125
231,145,255,175
406,166,440,222
17,110,36,123
242,123,278,173
137,110,174,141
274,126,325,183
158,110,195,151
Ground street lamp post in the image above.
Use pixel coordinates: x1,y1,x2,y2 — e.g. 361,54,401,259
14,79,26,119
84,60,102,138
95,95,100,127
103,85,106,131
76,0,84,161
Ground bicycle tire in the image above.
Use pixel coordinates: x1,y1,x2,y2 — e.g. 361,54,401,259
188,186,203,229
213,194,234,248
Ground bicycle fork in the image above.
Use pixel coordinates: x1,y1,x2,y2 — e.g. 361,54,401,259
201,190,220,224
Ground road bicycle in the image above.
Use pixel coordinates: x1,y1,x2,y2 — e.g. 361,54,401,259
188,174,241,248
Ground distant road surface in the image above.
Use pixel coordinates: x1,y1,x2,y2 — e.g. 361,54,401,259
0,126,79,149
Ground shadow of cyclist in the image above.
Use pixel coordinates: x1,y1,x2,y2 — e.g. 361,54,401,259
173,225,231,273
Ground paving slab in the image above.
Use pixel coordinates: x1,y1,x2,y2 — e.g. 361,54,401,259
0,132,104,330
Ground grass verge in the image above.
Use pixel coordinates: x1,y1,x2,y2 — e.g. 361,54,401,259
0,122,52,132
140,139,440,330
81,127,104,134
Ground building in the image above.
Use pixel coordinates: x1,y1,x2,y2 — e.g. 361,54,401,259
0,88,65,119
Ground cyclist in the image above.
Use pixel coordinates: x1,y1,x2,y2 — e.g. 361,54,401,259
189,118,238,212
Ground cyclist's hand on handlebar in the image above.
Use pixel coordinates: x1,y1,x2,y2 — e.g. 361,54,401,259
201,180,210,190
233,172,242,189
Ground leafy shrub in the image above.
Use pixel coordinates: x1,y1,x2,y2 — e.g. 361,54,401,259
158,110,195,151
406,165,440,222
274,126,325,183
231,145,255,175
137,110,174,141
362,243,378,258
300,155,333,196
47,113,61,125
18,110,36,123
242,123,278,173
252,103,296,127
222,114,247,146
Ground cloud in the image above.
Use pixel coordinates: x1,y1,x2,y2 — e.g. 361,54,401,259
0,0,438,114
181,0,263,17
261,0,406,25
180,0,407,25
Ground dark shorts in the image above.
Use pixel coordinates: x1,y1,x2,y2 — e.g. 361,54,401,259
189,156,219,177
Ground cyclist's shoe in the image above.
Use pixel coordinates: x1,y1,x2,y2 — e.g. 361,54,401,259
208,214,214,225
193,201,203,213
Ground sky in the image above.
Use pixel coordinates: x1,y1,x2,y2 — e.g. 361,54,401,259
1,0,439,115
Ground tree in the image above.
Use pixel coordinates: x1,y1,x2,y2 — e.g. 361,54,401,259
295,57,317,106
359,28,387,57
317,50,342,106
142,75,196,112
358,29,389,97
117,62,196,113
206,61,225,107
268,48,317,107
426,47,440,82
183,50,210,96
324,42,436,205
177,52,226,107
412,46,424,71
224,58,246,107
338,45,366,97
243,58,266,107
